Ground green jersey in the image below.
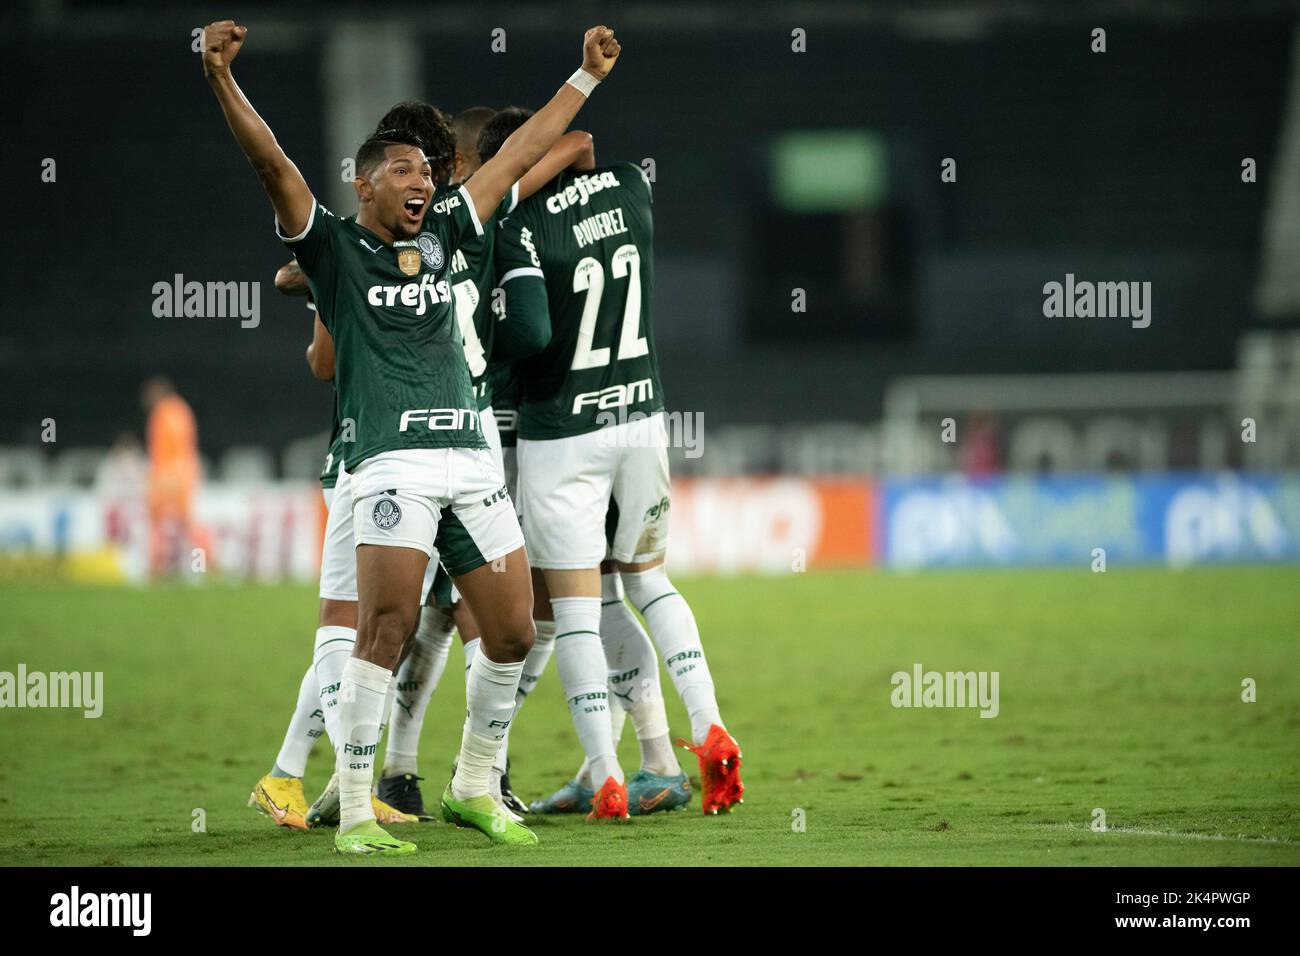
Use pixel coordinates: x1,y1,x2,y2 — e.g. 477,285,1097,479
321,404,343,489
280,186,497,470
441,182,519,412
495,163,663,441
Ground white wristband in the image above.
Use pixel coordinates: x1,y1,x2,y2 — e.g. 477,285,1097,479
566,68,600,98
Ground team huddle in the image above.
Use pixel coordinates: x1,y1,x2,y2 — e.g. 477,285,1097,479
202,20,743,855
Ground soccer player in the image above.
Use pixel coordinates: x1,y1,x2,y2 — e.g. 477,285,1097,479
256,106,592,827
202,19,620,855
478,110,694,818
489,111,745,816
247,294,418,831
381,107,598,822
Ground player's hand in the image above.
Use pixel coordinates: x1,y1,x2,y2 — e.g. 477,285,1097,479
581,26,620,81
202,20,247,79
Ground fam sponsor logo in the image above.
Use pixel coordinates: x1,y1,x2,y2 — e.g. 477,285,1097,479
546,170,621,213
398,407,480,433
890,663,1000,718
0,664,103,718
152,273,260,328
574,377,654,414
50,886,151,936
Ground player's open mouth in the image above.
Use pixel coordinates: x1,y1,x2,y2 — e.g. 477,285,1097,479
403,197,426,221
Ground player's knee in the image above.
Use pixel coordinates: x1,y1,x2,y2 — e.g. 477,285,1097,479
495,613,536,662
360,605,416,663
620,562,673,608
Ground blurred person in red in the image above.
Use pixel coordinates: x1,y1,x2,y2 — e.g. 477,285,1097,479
140,377,213,577
960,411,1003,477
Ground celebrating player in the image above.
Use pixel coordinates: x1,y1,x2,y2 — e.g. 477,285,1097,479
488,111,745,817
202,18,621,855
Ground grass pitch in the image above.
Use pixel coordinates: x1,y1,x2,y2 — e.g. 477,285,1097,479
1,566,1297,866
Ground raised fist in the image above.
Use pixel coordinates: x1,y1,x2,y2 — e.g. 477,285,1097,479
581,26,621,81
202,20,247,78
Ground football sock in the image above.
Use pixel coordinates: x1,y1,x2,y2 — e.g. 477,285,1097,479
336,656,392,832
493,619,557,775
384,606,454,778
270,664,324,778
621,566,723,745
577,701,627,788
600,572,679,776
463,637,480,681
451,651,524,800
312,625,357,753
553,595,622,786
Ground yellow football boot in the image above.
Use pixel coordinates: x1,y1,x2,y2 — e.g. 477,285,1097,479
248,774,309,830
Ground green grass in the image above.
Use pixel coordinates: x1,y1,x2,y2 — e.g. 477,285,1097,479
1,566,1297,866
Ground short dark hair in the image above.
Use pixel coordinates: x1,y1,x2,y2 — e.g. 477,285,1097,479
452,107,497,165
476,107,534,164
356,101,457,184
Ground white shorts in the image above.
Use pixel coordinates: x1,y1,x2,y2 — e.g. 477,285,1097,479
480,406,504,481
518,412,671,569
351,446,522,577
319,465,358,602
502,446,519,516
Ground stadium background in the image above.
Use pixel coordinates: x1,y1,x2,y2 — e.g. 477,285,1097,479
1,0,1298,867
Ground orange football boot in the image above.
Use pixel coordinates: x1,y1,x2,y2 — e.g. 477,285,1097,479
680,725,744,815
587,776,630,821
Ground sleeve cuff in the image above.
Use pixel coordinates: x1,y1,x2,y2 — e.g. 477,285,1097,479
458,183,485,236
499,267,544,284
275,200,317,243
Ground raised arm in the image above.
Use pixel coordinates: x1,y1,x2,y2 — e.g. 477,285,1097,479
202,21,315,239
517,130,595,200
467,26,620,222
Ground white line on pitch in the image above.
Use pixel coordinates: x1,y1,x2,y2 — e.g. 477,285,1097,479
1039,823,1293,845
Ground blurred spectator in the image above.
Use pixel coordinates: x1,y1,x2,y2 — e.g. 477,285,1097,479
141,377,212,577
960,412,1003,477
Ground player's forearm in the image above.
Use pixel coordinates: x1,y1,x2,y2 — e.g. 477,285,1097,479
207,69,288,178
306,312,335,381
493,277,552,360
518,131,595,200
206,70,313,236
470,82,590,220
499,84,588,182
275,259,310,296
570,131,597,172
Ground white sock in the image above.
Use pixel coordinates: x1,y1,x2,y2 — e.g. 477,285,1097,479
601,573,680,776
577,702,627,788
463,637,480,683
493,619,556,774
622,566,722,745
451,651,524,800
272,665,325,778
385,606,454,777
553,596,622,786
335,656,391,832
312,625,356,753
